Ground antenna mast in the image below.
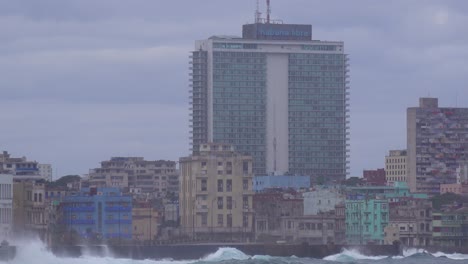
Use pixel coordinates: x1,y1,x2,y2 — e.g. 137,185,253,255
266,0,271,23
255,0,262,23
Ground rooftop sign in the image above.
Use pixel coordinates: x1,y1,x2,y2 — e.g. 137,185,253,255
242,23,312,41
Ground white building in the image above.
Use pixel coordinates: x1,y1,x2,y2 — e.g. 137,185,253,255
38,164,53,182
303,186,344,215
0,174,13,241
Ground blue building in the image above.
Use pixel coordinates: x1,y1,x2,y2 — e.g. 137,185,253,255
253,175,310,192
61,187,132,241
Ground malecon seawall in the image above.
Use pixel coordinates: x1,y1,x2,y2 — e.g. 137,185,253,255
50,243,401,259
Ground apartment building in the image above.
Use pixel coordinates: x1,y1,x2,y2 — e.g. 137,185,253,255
179,143,254,242
89,157,178,196
0,174,13,241
407,98,468,195
0,151,43,181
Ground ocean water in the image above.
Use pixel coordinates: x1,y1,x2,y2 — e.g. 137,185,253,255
8,240,468,264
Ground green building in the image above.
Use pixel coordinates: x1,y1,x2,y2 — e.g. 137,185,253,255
345,198,388,245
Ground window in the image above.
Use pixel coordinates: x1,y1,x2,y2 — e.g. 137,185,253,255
227,214,232,227
34,193,37,202
217,214,223,226
243,161,249,174
227,197,233,210
201,179,207,191
243,179,249,190
201,161,207,167
217,170,223,175
217,180,223,192
243,214,249,227
226,180,232,192
243,196,249,209
218,162,223,166
217,197,223,209
201,213,207,226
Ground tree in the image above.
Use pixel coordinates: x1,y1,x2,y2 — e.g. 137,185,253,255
47,175,81,188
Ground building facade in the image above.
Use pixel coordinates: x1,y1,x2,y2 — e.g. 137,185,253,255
432,207,468,247
0,175,13,241
303,186,344,215
345,198,389,245
61,187,132,242
189,21,349,182
179,143,254,241
407,98,468,194
132,202,160,242
0,151,42,180
363,168,386,186
385,198,432,247
89,157,178,196
38,164,53,182
12,181,47,239
385,150,407,184
253,175,310,192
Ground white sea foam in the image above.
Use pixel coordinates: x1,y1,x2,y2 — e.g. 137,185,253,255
202,247,250,261
323,249,387,262
10,239,193,264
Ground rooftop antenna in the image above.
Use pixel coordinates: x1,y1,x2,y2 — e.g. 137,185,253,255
266,0,271,23
255,0,262,23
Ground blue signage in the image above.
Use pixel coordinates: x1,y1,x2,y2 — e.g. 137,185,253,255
243,23,312,41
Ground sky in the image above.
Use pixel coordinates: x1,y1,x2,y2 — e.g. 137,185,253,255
1,0,467,179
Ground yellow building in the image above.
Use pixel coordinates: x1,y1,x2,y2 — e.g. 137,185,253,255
385,150,407,184
179,143,254,242
132,203,160,241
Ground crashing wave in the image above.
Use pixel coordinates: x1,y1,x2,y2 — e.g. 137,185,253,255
323,249,388,262
202,247,251,261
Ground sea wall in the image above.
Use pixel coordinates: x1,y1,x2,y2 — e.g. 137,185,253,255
50,243,400,260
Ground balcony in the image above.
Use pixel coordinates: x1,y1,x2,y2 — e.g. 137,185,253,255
104,219,132,225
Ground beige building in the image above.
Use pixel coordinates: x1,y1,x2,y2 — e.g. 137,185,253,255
89,157,178,196
132,203,160,241
385,150,407,184
13,181,47,240
179,143,254,242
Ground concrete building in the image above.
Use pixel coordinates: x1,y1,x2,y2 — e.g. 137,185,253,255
432,206,468,247
363,168,386,186
346,181,427,201
0,174,13,241
303,186,344,215
0,151,42,181
179,143,254,241
132,202,160,242
345,198,389,245
13,181,47,240
189,19,350,182
38,164,53,182
384,198,432,247
253,190,303,241
253,175,310,192
89,157,178,196
61,187,132,242
407,98,468,195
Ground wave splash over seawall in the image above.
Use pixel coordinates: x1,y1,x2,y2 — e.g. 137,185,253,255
8,240,468,264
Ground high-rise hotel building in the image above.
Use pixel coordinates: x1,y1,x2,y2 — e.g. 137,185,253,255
189,22,350,182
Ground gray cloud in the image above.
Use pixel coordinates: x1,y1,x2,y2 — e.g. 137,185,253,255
1,0,467,177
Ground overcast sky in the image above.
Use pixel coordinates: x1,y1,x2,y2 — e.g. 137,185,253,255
1,0,467,178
